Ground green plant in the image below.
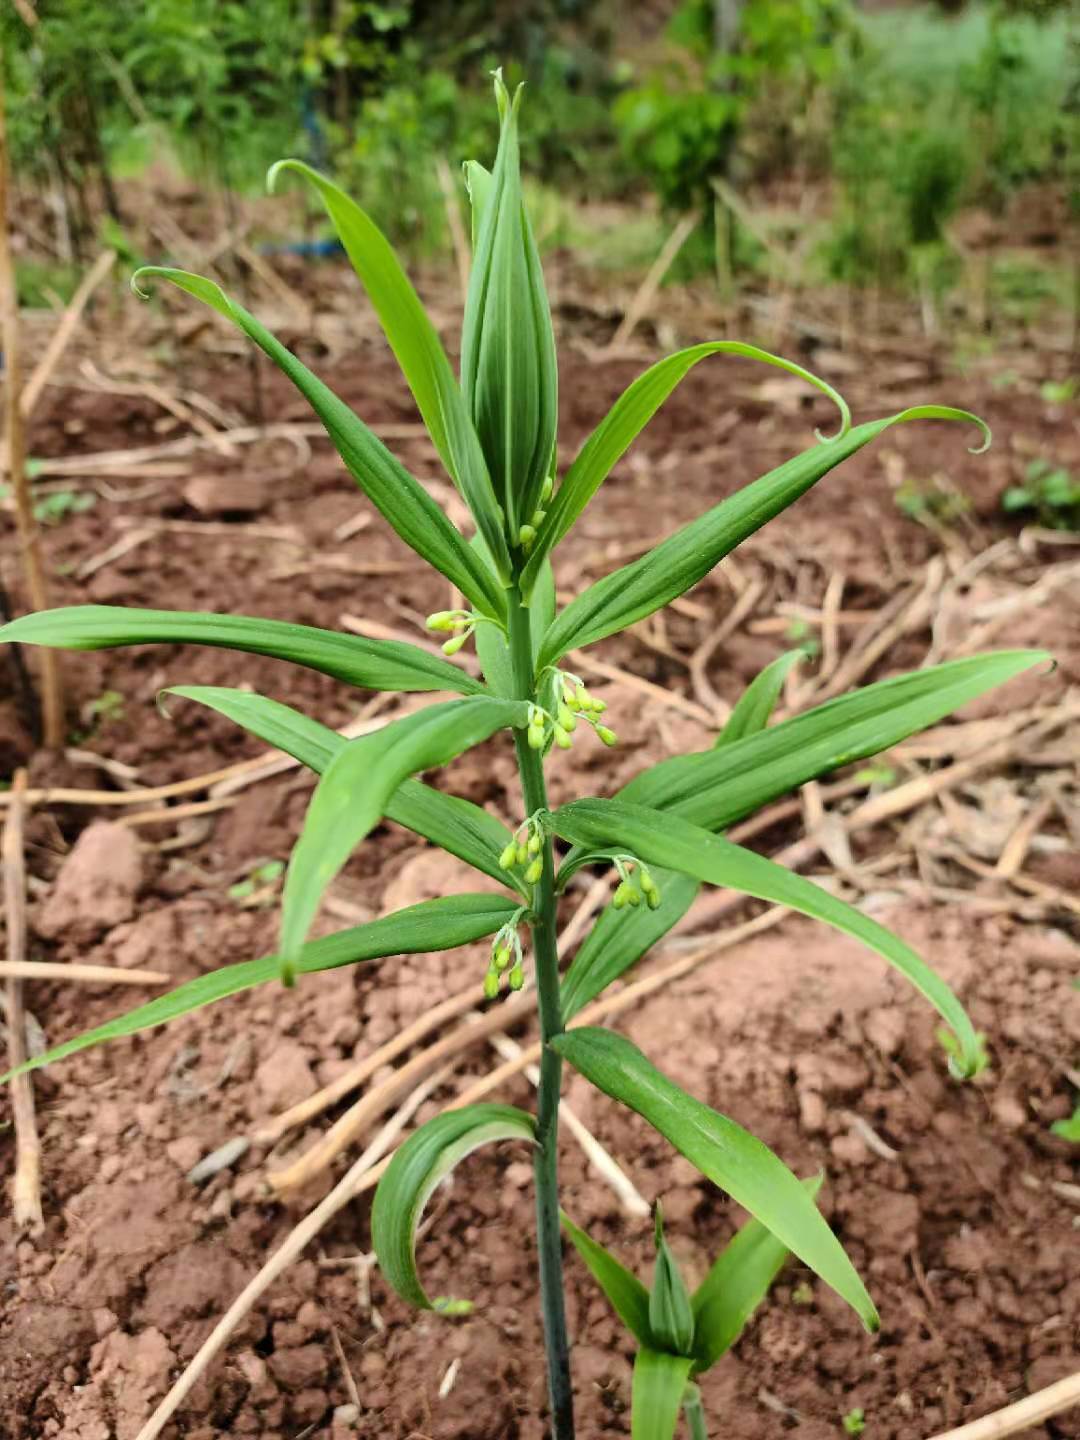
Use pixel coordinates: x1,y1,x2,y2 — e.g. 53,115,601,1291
1002,459,1080,531
562,1187,823,1433
228,858,286,904
0,74,1048,1438
85,688,124,725
843,1407,867,1436
1051,1105,1080,1142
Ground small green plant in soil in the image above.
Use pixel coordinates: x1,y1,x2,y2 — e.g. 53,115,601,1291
1002,459,1080,531
842,1407,867,1436
228,858,286,905
0,74,1049,1439
1051,1105,1080,1143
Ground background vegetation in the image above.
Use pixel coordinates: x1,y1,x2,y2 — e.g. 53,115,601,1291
3,0,1077,328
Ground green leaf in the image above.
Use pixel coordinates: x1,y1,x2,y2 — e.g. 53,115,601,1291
553,1027,878,1331
714,649,804,748
372,1104,536,1309
560,868,699,1022
268,160,511,582
0,894,519,1085
619,650,1048,832
164,687,519,889
560,1210,655,1347
691,1176,822,1371
463,160,493,253
521,342,850,596
631,1348,695,1440
650,1206,695,1356
387,780,521,890
460,76,557,535
538,407,990,668
0,605,484,696
551,797,982,1078
132,266,506,621
280,698,526,972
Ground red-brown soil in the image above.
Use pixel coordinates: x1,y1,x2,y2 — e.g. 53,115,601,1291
1,258,1078,1439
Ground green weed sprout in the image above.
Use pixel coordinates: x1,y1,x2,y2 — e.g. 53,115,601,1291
0,72,1049,1440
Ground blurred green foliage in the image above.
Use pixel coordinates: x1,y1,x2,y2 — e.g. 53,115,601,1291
2,0,1076,315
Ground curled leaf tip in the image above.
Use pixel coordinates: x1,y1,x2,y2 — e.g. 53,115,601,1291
130,266,154,300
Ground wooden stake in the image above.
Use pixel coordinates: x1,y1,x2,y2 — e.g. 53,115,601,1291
0,51,64,747
3,771,43,1231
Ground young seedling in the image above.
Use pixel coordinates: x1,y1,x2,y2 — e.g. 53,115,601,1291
0,72,1049,1439
562,1188,823,1438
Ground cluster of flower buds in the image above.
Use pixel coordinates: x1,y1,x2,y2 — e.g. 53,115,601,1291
483,911,527,998
499,812,545,887
425,608,487,656
611,855,661,911
523,672,617,753
517,475,553,553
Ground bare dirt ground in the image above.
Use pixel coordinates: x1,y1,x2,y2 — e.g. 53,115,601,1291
1,209,1079,1439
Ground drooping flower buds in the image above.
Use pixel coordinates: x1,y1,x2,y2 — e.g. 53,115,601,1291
461,73,558,547
484,909,529,998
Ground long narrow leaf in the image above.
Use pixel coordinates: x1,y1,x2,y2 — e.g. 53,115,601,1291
557,651,1047,887
268,160,511,581
538,407,989,667
1,605,483,696
0,894,518,1085
714,649,803,748
551,798,982,1076
631,1349,694,1440
280,698,526,970
553,1027,878,1330
372,1104,536,1309
621,649,1047,829
691,1175,822,1371
132,267,506,620
560,868,699,1022
560,1211,655,1347
165,688,519,888
521,342,850,595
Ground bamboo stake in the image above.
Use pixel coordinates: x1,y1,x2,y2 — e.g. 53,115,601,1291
0,53,63,747
3,772,43,1230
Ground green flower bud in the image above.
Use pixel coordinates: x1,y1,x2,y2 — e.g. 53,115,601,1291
553,724,572,750
442,632,469,656
494,944,512,971
540,475,554,504
596,725,618,747
588,697,607,715
527,723,546,751
645,886,662,910
483,970,500,1000
530,509,547,528
499,841,518,870
527,831,542,856
613,882,633,909
524,857,543,885
516,842,531,866
461,76,558,539
627,886,642,906
425,610,459,632
556,705,577,731
508,964,525,991
649,1206,695,1356
518,523,537,550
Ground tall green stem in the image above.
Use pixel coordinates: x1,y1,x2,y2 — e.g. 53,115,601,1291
684,1383,709,1440
507,582,574,1440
